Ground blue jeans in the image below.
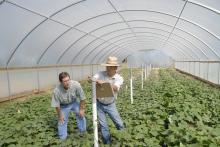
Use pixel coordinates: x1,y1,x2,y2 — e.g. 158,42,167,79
58,101,86,140
97,101,124,144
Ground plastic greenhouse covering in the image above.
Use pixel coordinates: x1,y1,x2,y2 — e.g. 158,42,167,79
0,0,220,146
1,0,220,99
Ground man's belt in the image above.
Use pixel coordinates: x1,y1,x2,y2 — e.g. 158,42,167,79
97,99,114,106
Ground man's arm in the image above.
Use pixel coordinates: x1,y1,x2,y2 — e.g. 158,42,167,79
51,91,64,124
56,107,64,124
88,76,105,85
112,75,124,92
76,83,86,117
79,100,85,117
111,84,119,92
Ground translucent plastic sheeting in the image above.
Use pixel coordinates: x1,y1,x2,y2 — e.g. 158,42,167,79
208,63,218,84
39,29,86,65
194,62,200,77
0,71,9,100
9,69,38,95
0,2,44,67
175,62,220,85
38,68,58,90
127,50,174,68
0,65,104,102
8,20,69,67
1,0,220,69
9,0,82,17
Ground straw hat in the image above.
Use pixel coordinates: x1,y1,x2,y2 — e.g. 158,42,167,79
101,56,120,66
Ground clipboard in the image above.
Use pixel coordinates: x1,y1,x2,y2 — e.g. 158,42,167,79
96,82,114,98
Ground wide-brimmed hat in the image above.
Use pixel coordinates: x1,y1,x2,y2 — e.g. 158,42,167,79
101,56,120,66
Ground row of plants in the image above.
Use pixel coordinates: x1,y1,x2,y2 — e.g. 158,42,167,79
0,68,219,146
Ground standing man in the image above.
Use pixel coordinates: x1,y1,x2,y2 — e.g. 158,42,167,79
51,72,86,140
89,56,124,144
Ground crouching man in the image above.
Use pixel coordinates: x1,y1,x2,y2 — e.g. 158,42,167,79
51,72,86,140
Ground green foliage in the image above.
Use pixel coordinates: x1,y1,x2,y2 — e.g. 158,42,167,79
0,68,220,146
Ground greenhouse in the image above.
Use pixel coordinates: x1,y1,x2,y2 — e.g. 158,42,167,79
0,0,220,146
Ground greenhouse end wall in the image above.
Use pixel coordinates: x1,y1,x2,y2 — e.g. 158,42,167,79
175,61,220,85
0,64,105,102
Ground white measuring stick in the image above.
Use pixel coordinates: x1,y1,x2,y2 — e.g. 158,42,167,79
141,64,144,90
130,68,133,104
92,79,98,147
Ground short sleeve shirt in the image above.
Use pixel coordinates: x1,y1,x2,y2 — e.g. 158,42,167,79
93,71,123,104
51,80,85,107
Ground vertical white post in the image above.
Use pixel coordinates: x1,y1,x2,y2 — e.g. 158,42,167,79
218,62,220,85
144,64,147,80
146,65,148,77
125,85,128,93
207,62,209,81
141,64,144,90
92,79,98,147
6,68,11,102
130,68,133,104
198,62,201,78
37,68,40,93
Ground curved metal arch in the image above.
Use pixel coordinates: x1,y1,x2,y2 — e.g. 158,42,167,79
56,33,88,64
46,9,219,65
80,27,205,64
87,31,198,64
97,35,194,62
132,27,208,59
188,1,220,16
62,10,217,63
128,20,219,59
120,10,220,40
109,36,194,59
5,18,47,67
38,9,218,65
6,0,219,67
92,35,192,64
78,27,168,63
79,25,208,64
101,39,188,63
93,36,190,64
97,38,191,63
112,49,176,65
5,0,86,67
68,18,212,66
96,40,185,64
37,27,72,65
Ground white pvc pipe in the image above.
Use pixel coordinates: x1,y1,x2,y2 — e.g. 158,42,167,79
92,79,98,147
144,65,147,80
147,65,149,77
130,68,133,104
141,64,144,90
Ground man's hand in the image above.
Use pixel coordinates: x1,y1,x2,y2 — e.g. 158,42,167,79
59,113,65,124
88,76,92,83
79,100,85,118
56,107,64,124
111,84,119,92
79,109,85,117
96,80,105,85
88,76,105,85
